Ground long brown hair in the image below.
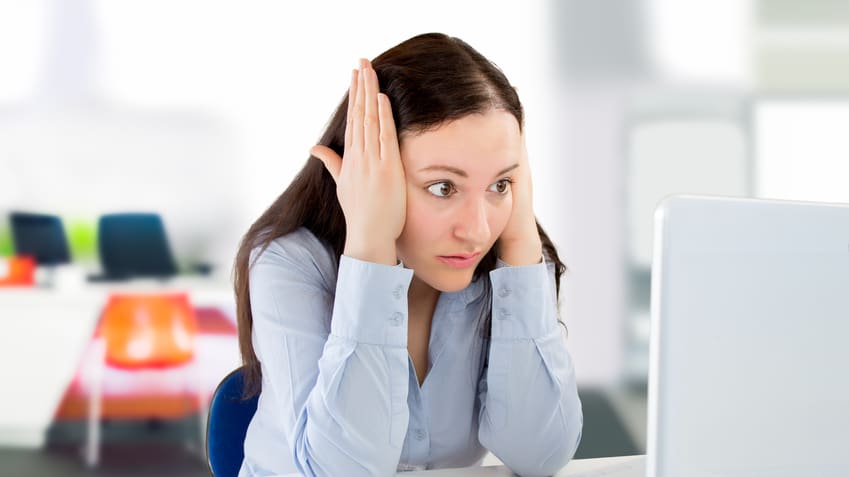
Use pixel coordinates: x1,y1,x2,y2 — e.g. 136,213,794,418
234,33,566,397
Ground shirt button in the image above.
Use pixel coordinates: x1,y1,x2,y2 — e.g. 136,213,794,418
498,287,511,298
415,429,426,441
389,312,404,326
497,308,510,320
393,284,403,299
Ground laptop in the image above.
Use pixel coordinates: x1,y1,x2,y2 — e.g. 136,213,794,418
646,195,849,477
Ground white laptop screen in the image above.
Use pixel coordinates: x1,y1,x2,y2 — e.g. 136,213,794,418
647,195,849,477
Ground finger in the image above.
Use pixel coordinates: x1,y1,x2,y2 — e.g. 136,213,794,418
377,93,400,162
351,59,367,154
310,145,342,183
344,68,358,151
363,62,380,159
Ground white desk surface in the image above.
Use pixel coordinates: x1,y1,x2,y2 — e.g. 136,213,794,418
272,455,646,477
0,278,234,447
405,455,645,477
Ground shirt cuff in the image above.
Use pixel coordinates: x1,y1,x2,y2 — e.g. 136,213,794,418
489,257,558,339
329,255,414,347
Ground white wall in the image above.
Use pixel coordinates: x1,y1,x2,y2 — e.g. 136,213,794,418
0,0,562,282
2,0,776,386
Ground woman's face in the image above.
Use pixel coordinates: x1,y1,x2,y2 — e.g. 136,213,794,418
396,110,522,292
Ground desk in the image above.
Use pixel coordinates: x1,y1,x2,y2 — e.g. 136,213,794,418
268,455,646,477
405,455,645,477
0,278,236,447
271,455,645,477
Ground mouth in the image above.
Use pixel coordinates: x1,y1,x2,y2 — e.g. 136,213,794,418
436,252,481,269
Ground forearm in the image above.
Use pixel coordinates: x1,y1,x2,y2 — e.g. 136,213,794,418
293,340,410,476
289,256,414,476
478,260,583,476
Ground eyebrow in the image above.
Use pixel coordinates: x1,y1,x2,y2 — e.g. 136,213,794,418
417,163,519,178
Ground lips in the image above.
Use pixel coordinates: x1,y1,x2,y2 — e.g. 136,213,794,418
436,252,481,269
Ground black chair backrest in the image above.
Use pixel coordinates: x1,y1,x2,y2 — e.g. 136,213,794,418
97,213,177,279
10,212,71,265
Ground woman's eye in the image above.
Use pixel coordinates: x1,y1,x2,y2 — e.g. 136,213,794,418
427,181,455,198
489,179,512,194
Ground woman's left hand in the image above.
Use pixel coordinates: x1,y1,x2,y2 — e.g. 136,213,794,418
497,135,543,266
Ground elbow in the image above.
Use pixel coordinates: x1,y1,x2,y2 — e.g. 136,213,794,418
499,441,580,477
291,427,401,477
541,405,583,473
498,436,580,477
482,412,583,476
535,425,582,476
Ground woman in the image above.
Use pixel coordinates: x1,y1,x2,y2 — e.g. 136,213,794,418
234,33,582,477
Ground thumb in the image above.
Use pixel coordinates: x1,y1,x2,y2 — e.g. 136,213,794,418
310,145,342,182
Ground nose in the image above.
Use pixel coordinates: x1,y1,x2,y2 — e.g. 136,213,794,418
454,197,490,245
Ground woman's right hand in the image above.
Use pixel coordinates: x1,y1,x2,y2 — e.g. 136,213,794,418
311,59,406,266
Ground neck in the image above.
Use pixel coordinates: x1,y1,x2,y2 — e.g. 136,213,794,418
407,274,440,315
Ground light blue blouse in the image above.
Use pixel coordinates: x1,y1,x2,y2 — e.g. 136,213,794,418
239,227,582,477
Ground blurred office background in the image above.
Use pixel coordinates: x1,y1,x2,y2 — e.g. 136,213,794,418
2,0,848,474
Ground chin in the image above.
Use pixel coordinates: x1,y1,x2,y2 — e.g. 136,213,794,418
424,271,475,293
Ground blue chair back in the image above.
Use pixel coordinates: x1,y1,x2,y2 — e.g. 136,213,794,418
207,367,259,477
97,212,177,279
10,211,70,265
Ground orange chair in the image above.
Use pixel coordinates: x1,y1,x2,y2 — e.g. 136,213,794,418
100,294,197,369
84,293,205,467
0,256,36,286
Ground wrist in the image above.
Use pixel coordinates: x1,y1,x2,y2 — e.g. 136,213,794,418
344,239,398,266
497,233,543,267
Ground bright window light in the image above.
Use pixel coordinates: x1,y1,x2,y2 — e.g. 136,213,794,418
647,0,753,84
755,101,849,204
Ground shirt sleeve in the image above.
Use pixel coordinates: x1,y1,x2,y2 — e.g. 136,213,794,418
249,240,414,477
477,257,584,477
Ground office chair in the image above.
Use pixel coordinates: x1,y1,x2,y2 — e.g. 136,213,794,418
206,367,259,477
96,213,177,280
0,255,35,286
9,211,71,265
84,293,203,467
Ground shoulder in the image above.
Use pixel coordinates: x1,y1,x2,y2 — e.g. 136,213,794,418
249,227,338,293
